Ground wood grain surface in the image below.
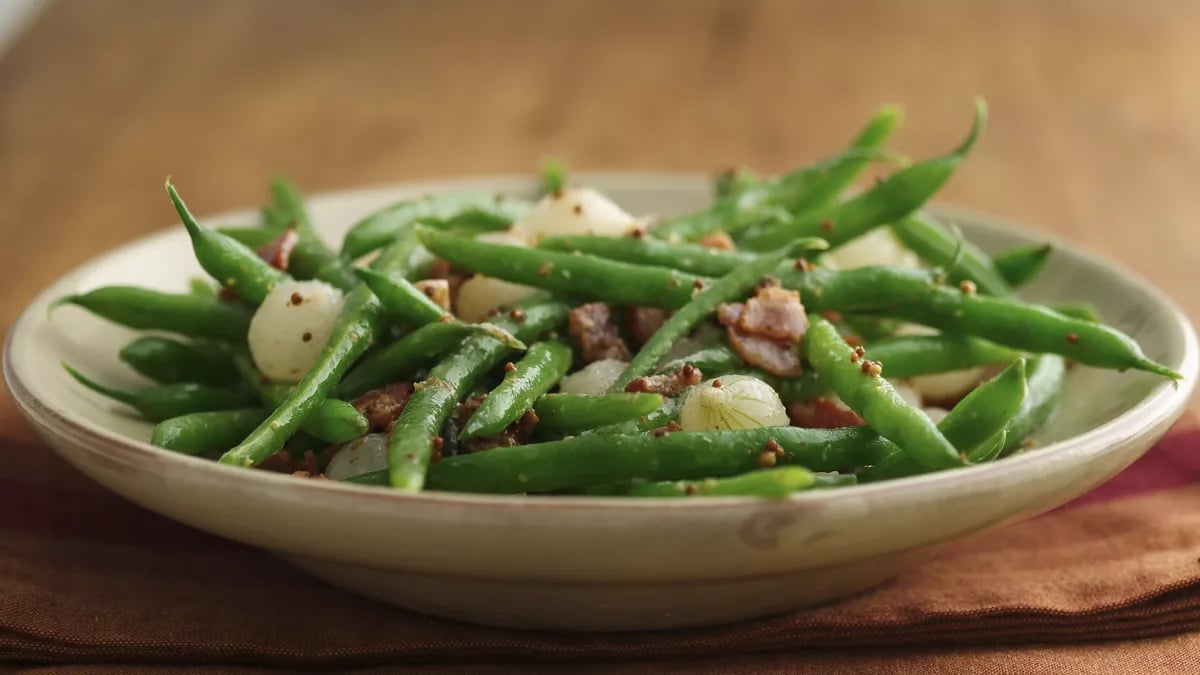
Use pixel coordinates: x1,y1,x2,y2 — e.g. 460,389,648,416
2,0,1199,434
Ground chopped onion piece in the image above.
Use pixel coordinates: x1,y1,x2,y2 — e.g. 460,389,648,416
558,358,628,395
325,433,388,481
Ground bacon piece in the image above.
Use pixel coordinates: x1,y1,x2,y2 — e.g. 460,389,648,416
788,398,866,429
626,306,666,347
414,279,451,312
739,286,808,342
428,258,472,308
624,363,703,396
718,302,804,376
351,382,415,433
698,231,736,251
569,302,631,363
256,227,299,272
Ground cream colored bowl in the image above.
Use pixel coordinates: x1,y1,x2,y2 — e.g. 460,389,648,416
5,174,1196,631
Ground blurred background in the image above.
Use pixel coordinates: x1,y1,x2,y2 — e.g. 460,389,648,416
2,0,1199,333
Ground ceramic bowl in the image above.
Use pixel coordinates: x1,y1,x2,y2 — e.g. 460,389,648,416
5,174,1196,631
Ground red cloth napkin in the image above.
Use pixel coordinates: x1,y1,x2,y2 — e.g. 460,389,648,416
2,412,1199,672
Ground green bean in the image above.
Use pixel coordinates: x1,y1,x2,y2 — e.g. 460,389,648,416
418,226,703,308
653,105,902,241
540,158,567,195
168,182,292,305
152,408,269,456
840,315,902,342
994,243,1053,288
1001,355,1067,453
269,177,360,291
118,336,238,386
862,334,1020,379
588,394,684,435
231,352,368,444
387,299,569,490
63,364,255,422
1052,302,1102,324
461,340,574,439
739,99,985,251
188,277,218,297
805,315,962,469
533,393,664,434
538,234,826,277
891,213,1010,296
592,467,817,498
218,231,421,467
52,287,250,341
540,234,754,276
657,346,742,378
424,425,891,494
761,370,826,405
216,226,282,250
612,244,803,391
780,266,1178,378
335,322,517,398
813,472,858,488
340,192,530,262
355,268,449,326
858,358,1028,482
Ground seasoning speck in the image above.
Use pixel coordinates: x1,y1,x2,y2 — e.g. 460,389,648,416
510,307,526,322
1066,333,1079,344
504,362,517,373
757,451,778,468
301,332,312,342
959,280,977,295
794,258,814,272
712,379,723,388
290,292,304,305
684,484,697,496
572,204,583,215
819,220,835,232
537,262,553,277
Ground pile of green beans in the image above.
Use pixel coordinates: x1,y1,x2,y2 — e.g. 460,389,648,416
54,98,1179,501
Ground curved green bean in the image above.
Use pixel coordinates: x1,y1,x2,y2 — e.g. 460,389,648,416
168,181,291,305
356,268,450,326
863,334,1020,379
423,425,891,494
152,408,269,456
739,99,985,251
1051,302,1102,324
216,226,281,250
891,213,1010,296
341,192,530,262
387,299,570,490
653,105,902,241
119,336,238,386
231,352,368,444
52,287,250,341
781,266,1178,378
539,234,754,276
461,340,574,439
63,364,255,422
857,358,1027,482
612,243,803,391
1001,355,1067,453
994,243,1053,288
657,346,743,378
336,321,526,399
533,393,664,434
804,315,962,469
418,226,703,309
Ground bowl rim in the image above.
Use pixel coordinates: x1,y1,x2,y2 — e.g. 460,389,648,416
5,171,1197,515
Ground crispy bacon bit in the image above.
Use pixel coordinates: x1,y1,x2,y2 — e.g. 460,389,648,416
625,365,702,396
415,279,452,312
698,231,736,251
739,286,807,342
719,301,803,377
256,227,299,272
428,259,471,306
626,306,666,347
351,382,415,432
258,449,295,473
569,302,631,363
291,470,327,480
788,398,867,429
684,484,697,496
